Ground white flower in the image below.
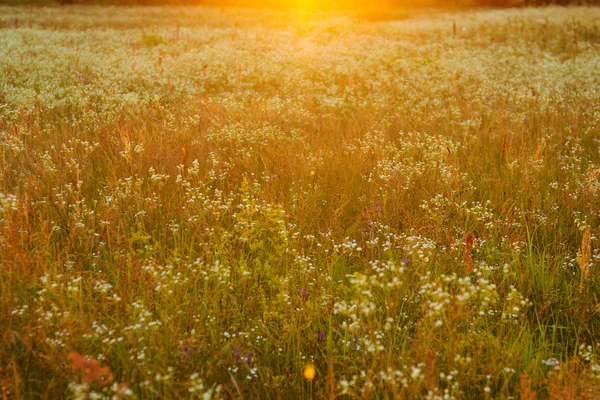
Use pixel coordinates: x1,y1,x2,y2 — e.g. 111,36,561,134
542,358,560,367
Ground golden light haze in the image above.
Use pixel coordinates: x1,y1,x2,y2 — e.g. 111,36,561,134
224,0,395,10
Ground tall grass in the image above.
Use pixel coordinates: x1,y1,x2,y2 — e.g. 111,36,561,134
1,5,600,399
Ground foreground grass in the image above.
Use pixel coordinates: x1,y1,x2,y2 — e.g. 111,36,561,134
2,5,600,399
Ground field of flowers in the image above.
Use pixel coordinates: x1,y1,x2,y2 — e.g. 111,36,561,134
2,5,600,399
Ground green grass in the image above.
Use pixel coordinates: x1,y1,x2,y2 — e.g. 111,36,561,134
1,4,600,399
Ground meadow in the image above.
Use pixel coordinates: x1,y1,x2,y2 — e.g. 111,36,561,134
1,4,600,399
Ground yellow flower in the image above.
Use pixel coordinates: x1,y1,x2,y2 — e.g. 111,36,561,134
310,170,316,176
303,363,316,381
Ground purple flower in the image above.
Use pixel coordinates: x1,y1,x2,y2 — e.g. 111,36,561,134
403,255,409,265
234,348,240,364
246,352,251,364
319,331,326,341
300,287,309,302
184,345,190,358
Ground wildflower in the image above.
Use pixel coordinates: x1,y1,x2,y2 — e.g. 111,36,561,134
410,366,422,379
304,363,316,381
542,358,560,367
300,287,309,302
319,331,326,341
68,352,113,387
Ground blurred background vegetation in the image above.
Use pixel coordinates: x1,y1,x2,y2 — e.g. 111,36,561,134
1,0,598,8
